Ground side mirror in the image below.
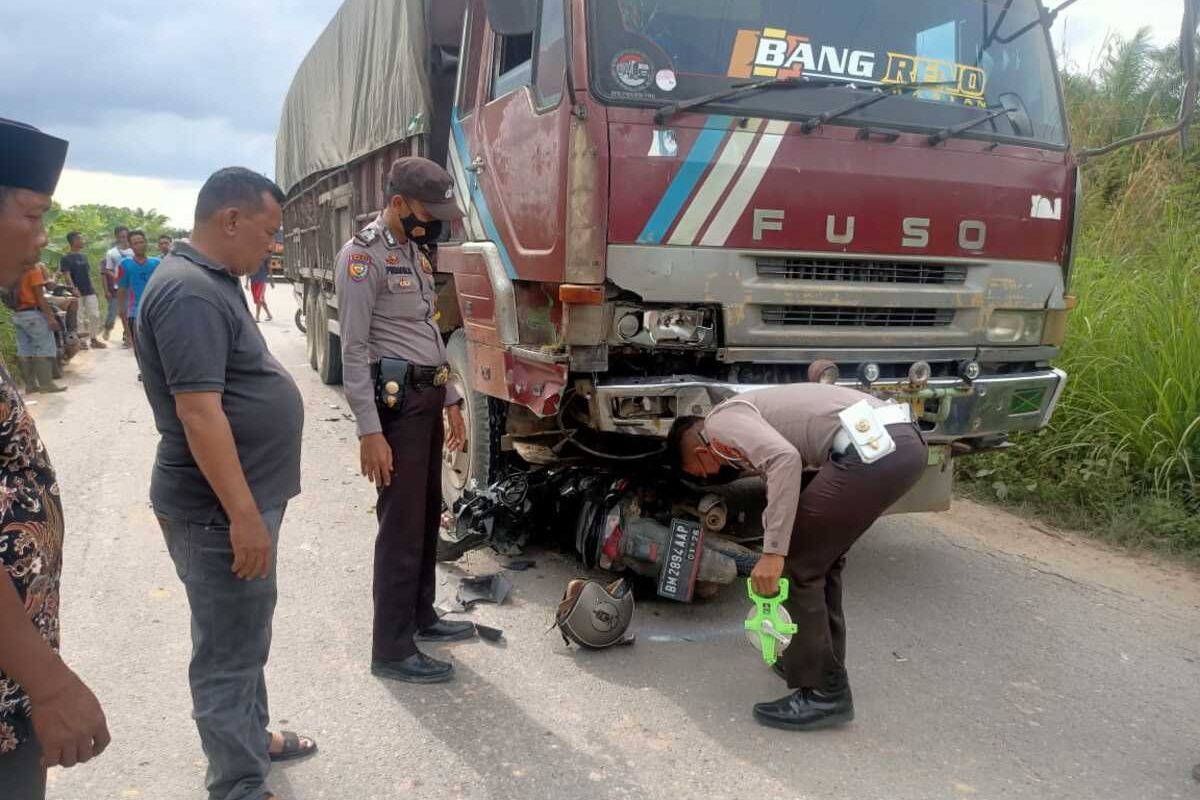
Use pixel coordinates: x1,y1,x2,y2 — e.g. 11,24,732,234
485,0,537,36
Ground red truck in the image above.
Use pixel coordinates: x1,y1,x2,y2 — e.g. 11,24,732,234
279,0,1075,579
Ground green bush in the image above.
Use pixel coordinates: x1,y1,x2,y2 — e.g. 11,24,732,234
962,208,1200,558
960,29,1200,558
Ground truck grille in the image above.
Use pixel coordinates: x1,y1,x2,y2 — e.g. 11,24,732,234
761,306,955,327
756,257,968,285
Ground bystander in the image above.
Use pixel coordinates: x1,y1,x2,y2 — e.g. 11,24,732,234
247,258,274,322
12,263,65,393
60,232,106,350
101,226,130,343
0,117,109,800
138,167,316,800
116,229,159,365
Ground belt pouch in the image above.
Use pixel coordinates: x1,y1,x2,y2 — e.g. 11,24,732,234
376,357,410,411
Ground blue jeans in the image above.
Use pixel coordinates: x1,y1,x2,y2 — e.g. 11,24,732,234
157,506,286,800
103,291,120,331
12,310,57,358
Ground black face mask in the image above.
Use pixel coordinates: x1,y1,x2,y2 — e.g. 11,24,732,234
401,213,442,246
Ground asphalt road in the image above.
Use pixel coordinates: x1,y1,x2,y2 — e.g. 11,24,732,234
28,285,1200,800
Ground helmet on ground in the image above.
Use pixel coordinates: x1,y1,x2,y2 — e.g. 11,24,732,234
555,578,635,649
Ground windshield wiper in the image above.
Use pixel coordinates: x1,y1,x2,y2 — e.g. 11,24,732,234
927,106,1013,145
799,79,959,134
653,76,839,126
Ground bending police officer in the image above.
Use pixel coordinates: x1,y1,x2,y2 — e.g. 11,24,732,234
668,383,927,730
335,157,471,684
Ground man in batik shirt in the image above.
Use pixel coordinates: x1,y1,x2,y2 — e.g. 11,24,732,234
0,118,109,798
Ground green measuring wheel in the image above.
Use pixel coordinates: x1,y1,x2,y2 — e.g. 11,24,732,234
744,578,799,666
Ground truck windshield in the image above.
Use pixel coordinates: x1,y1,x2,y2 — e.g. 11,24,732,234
588,0,1066,147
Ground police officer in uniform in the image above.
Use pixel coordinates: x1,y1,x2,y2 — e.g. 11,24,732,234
668,384,928,730
336,157,471,683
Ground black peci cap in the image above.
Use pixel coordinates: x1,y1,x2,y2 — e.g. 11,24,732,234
386,156,465,221
0,118,69,196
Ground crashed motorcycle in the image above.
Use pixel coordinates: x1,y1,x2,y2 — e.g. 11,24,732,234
441,463,765,601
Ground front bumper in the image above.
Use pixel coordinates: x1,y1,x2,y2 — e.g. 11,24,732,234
589,368,1067,442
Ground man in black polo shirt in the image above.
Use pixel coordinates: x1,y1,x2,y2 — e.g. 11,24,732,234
59,232,106,350
138,168,315,800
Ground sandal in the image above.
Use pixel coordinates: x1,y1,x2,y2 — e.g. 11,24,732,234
268,730,318,763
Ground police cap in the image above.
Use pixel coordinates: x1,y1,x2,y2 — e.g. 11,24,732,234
0,118,69,196
386,157,465,221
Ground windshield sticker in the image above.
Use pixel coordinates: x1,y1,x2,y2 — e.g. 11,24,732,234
655,69,677,93
613,50,653,91
727,28,876,83
647,128,679,158
726,27,989,107
882,53,987,106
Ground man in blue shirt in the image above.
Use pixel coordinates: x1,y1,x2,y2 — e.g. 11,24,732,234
116,229,160,360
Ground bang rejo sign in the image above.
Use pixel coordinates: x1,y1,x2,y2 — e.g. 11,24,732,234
728,27,877,81
726,27,987,106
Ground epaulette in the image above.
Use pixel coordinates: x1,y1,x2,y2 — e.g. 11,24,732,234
353,226,379,247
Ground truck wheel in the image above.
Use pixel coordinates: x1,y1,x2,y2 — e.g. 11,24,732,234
438,329,504,562
305,287,319,371
315,292,342,385
294,307,306,334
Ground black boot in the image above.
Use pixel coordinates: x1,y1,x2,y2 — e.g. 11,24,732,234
371,651,454,684
753,681,855,731
416,618,476,642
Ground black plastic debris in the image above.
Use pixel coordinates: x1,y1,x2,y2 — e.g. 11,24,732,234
475,623,504,643
456,573,513,608
506,559,536,572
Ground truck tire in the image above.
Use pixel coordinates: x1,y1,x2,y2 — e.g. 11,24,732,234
305,287,319,371
315,291,342,385
437,329,504,562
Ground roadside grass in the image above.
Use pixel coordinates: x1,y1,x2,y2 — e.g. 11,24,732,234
959,199,1200,560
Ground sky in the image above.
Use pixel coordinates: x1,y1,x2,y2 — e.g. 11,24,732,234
0,0,1185,228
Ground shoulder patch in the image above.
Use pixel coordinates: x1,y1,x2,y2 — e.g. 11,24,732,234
353,227,379,247
347,252,373,282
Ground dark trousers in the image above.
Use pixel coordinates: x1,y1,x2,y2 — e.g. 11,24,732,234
158,505,286,800
782,424,928,689
0,723,45,800
372,385,446,662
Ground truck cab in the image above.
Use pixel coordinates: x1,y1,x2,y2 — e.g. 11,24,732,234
280,0,1075,526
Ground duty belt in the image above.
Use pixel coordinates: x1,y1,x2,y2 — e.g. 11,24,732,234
410,364,451,389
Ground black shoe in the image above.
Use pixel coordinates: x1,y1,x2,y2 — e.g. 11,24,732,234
753,685,855,731
371,652,454,684
416,619,476,642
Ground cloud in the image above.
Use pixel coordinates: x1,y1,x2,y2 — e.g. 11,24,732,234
52,112,276,183
55,170,202,229
0,0,343,181
1053,0,1182,72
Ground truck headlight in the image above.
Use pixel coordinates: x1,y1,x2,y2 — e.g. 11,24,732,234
986,311,1045,345
644,309,713,346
